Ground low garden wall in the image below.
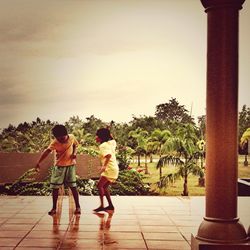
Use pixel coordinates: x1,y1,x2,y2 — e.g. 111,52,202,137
0,152,100,184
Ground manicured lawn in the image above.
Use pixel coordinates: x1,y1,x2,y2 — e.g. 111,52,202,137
130,155,250,196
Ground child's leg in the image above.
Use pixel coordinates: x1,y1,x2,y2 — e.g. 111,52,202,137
48,188,59,214
52,188,59,209
65,166,80,214
69,186,80,208
103,181,114,209
94,176,109,211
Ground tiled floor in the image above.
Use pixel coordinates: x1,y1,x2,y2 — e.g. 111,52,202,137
0,195,249,249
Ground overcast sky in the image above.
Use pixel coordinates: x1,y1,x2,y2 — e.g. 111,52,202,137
0,0,249,129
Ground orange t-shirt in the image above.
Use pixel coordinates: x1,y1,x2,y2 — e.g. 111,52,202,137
48,134,78,166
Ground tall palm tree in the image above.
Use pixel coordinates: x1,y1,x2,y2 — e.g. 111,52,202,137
196,139,206,186
150,129,172,180
129,128,150,173
240,128,250,166
158,123,200,196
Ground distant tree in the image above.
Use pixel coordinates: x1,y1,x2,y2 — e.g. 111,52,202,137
0,118,55,152
108,122,130,146
129,115,165,133
82,115,105,135
197,115,206,140
155,98,194,129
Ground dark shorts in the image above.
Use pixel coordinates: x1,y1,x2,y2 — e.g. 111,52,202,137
50,165,77,189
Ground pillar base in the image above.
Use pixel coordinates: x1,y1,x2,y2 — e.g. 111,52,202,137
191,235,250,250
195,217,248,243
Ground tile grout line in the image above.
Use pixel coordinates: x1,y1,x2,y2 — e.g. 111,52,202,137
165,210,192,247
132,205,149,250
56,213,76,250
56,193,76,250
0,196,35,227
13,212,48,249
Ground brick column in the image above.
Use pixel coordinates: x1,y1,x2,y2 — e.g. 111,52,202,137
192,0,248,248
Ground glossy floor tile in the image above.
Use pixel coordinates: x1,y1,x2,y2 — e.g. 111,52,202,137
0,195,249,249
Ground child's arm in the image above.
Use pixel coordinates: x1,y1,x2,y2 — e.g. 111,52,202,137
100,154,111,173
71,144,77,159
36,148,52,171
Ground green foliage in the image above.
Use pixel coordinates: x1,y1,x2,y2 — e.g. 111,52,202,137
157,172,180,189
155,123,202,196
110,170,150,195
76,178,96,195
1,169,150,196
3,168,51,196
77,145,99,157
129,115,165,133
0,118,55,152
239,105,250,140
116,145,134,170
81,170,151,196
82,115,106,135
155,97,194,129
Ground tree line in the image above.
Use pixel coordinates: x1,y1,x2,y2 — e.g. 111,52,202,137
0,97,249,196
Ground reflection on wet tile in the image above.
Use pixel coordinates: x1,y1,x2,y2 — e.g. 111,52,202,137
0,238,21,247
18,238,60,248
32,224,69,231
12,213,43,219
146,240,190,249
0,231,27,238
66,231,103,239
139,219,174,226
0,224,34,231
16,248,55,250
104,232,143,240
26,230,66,239
60,239,102,249
109,225,141,232
143,232,185,241
5,218,40,224
103,239,147,249
141,225,179,233
0,196,248,249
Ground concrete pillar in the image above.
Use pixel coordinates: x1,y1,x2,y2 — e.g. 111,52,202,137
192,0,248,248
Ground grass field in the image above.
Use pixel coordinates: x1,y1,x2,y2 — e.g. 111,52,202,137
130,155,250,196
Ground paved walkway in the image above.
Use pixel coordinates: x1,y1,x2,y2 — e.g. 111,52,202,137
0,195,249,249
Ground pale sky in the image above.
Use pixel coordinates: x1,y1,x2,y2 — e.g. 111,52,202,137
0,0,249,129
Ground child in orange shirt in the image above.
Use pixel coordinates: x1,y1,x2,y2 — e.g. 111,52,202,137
36,125,81,215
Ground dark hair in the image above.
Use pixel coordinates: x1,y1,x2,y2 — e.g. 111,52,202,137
96,128,113,143
52,124,68,138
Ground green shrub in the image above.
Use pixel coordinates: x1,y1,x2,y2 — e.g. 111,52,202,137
110,170,150,195
116,146,134,170
1,169,151,196
76,178,96,195
3,168,51,196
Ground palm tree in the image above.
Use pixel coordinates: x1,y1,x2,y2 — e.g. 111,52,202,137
196,139,206,186
240,128,250,166
129,128,150,173
158,123,200,196
150,129,172,180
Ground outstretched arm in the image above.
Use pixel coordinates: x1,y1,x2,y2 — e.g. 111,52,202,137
36,148,52,171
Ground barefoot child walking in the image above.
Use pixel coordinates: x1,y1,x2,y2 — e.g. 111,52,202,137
93,128,119,212
36,124,81,215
